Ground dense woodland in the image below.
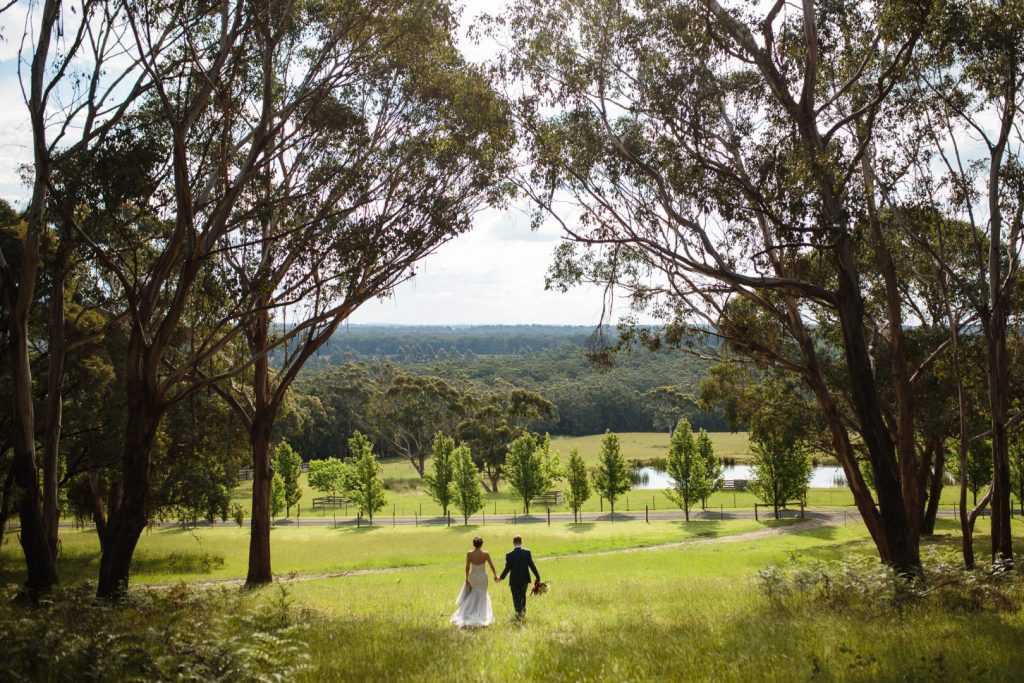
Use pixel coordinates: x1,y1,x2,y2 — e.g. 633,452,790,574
281,326,728,460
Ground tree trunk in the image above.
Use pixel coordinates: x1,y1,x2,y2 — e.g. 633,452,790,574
247,307,274,587
42,252,67,558
922,440,944,536
9,260,59,596
987,323,1013,565
97,378,159,599
833,236,920,571
247,424,273,587
87,471,108,553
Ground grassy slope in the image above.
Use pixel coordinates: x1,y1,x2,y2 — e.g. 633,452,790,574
286,518,1024,682
5,518,1024,680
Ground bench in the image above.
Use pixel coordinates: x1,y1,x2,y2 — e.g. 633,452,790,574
312,496,349,509
532,491,563,506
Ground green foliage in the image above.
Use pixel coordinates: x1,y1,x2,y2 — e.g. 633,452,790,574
230,503,246,528
748,432,812,519
593,430,631,514
757,548,1024,614
423,432,456,516
697,428,723,503
664,419,715,521
275,441,304,517
0,584,309,681
948,437,994,505
307,458,346,498
340,431,387,523
1011,432,1024,513
369,372,463,476
452,444,483,524
271,473,287,519
564,447,591,520
505,432,561,513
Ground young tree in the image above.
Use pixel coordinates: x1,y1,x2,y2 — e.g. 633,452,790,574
593,430,631,517
270,474,286,520
749,433,813,521
564,447,591,523
665,420,711,522
340,432,386,525
424,433,457,517
452,444,484,524
948,439,994,507
274,442,303,518
696,429,722,510
307,459,346,500
505,433,560,514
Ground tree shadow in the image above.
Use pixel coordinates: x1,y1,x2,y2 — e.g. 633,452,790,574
566,523,596,533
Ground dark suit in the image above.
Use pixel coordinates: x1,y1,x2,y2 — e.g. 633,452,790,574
499,546,540,615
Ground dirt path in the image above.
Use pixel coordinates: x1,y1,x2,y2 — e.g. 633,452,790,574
172,511,841,590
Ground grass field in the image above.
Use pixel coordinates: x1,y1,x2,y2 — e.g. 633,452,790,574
4,515,1024,680
550,431,754,465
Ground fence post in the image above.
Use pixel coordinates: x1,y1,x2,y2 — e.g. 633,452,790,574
754,504,758,522
483,510,485,526
720,505,724,521
626,496,629,512
297,504,300,528
447,511,451,527
393,505,396,527
799,501,804,519
645,505,649,524
415,512,418,527
600,497,603,512
513,510,517,525
547,507,551,526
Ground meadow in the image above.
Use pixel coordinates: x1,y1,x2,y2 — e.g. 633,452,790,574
5,517,1024,681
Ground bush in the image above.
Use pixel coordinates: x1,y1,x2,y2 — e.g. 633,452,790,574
756,548,1024,613
0,583,309,681
230,503,246,527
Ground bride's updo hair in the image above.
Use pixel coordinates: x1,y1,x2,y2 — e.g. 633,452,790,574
472,537,484,548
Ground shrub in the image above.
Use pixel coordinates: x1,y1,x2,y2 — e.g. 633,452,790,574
0,583,309,681
756,548,1024,613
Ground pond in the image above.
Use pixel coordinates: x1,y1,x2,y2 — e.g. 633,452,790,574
632,465,848,490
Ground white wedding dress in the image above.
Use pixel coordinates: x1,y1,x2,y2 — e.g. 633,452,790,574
451,562,494,628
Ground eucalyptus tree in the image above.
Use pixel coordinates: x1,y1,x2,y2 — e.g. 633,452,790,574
369,374,465,478
903,1,1024,566
1,0,156,595
203,0,512,585
495,0,947,571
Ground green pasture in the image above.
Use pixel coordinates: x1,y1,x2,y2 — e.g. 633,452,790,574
4,516,1024,680
0,518,774,586
550,431,753,465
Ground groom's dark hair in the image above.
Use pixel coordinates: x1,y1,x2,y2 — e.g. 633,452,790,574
473,537,483,548
513,535,522,545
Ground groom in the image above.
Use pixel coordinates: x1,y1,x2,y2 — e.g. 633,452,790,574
498,535,540,617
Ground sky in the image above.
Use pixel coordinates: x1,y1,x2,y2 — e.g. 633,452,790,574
0,0,613,327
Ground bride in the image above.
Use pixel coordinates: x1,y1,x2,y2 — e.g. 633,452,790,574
451,537,498,628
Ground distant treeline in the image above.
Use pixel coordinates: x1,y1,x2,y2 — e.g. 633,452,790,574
278,324,605,362
290,326,728,438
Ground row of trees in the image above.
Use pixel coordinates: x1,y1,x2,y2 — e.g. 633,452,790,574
1,0,514,598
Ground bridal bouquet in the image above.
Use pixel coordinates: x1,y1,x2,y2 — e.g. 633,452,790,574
531,580,550,596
